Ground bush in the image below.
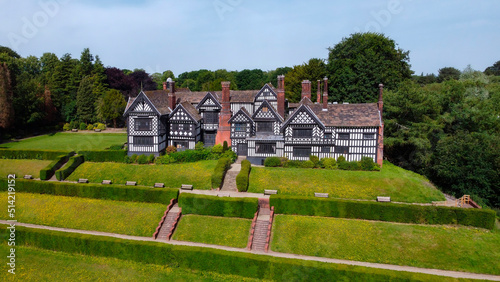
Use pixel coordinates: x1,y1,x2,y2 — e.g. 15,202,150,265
108,144,123,150
360,156,379,171
40,153,73,180
337,155,346,163
155,155,171,164
69,120,79,129
13,225,447,281
309,155,320,167
86,124,94,130
179,193,257,218
63,123,71,131
166,145,177,154
321,157,337,169
280,157,289,166
211,157,232,188
221,149,237,162
195,141,204,151
96,123,106,130
264,157,281,167
137,154,149,165
124,155,131,164
78,150,127,163
222,141,229,152
283,160,302,168
301,160,315,168
55,155,85,181
79,122,87,130
0,149,73,160
0,178,179,204
147,154,155,164
130,154,138,163
236,160,251,192
211,144,223,154
270,195,496,230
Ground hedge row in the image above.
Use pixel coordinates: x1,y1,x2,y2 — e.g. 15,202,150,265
211,157,232,188
178,193,258,219
40,153,74,180
236,160,251,192
9,225,447,281
270,195,496,230
78,150,127,162
0,178,179,204
55,155,85,181
0,149,73,160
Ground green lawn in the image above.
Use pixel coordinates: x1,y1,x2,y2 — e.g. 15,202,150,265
173,215,252,248
249,161,444,203
0,245,263,282
0,159,52,178
67,160,217,189
271,215,500,275
0,132,126,151
0,192,165,237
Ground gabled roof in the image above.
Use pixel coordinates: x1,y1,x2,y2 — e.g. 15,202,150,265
196,92,222,109
123,90,164,116
281,98,325,131
254,84,277,101
169,101,202,122
252,100,284,122
228,107,253,123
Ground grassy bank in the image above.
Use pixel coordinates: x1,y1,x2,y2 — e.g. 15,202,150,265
249,161,444,203
0,159,52,178
271,215,500,275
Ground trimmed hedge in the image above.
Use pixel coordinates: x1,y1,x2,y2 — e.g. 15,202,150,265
9,225,450,281
236,160,251,192
0,149,73,160
78,150,127,162
270,195,496,230
0,178,179,204
178,193,258,219
211,157,232,188
55,155,85,181
40,153,74,180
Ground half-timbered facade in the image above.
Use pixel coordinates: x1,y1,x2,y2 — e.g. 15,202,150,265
124,76,384,166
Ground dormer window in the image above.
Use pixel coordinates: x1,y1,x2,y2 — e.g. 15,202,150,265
135,118,152,131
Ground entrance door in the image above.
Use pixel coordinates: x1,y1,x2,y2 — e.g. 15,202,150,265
237,143,248,156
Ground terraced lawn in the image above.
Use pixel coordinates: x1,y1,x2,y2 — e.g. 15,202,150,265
0,192,165,237
0,159,52,179
271,215,500,275
67,160,217,188
249,161,444,203
173,215,252,248
0,132,126,151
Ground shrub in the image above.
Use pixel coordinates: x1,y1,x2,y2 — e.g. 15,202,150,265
360,156,379,171
337,155,346,163
309,155,320,167
79,122,87,130
179,193,258,218
264,157,281,167
195,141,204,150
55,155,85,181
280,157,289,167
63,123,71,131
96,123,106,130
155,155,171,164
283,160,303,168
211,157,231,188
270,195,496,230
222,141,229,152
130,154,138,163
236,160,251,192
147,154,155,164
108,144,123,150
40,154,73,180
166,145,177,154
0,178,179,204
321,157,337,169
0,149,73,160
86,124,94,130
211,144,223,154
221,149,237,163
301,160,315,169
78,150,127,162
124,155,131,164
137,154,149,164
69,120,79,129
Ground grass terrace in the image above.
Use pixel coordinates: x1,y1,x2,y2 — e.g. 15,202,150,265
0,245,262,282
0,192,165,237
0,159,52,178
249,161,445,203
0,132,126,151
173,215,252,248
271,215,500,275
67,160,217,188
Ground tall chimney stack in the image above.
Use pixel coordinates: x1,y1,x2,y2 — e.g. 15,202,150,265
215,81,232,145
301,80,311,100
378,84,384,115
163,81,167,90
322,77,328,110
277,75,285,118
168,81,176,109
316,80,321,103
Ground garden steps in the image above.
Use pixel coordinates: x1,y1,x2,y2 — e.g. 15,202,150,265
156,204,181,241
251,198,271,252
220,157,245,192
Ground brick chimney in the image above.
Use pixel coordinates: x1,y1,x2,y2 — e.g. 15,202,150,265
316,80,321,103
301,80,311,100
215,81,231,145
277,75,285,118
378,84,384,115
377,83,384,167
163,81,167,90
322,77,328,110
168,81,176,109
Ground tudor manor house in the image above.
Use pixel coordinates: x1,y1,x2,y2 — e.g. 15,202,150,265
123,76,384,166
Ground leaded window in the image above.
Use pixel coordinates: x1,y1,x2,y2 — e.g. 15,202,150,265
134,136,154,146
256,122,273,132
135,118,152,131
334,146,349,154
204,112,219,124
234,123,247,132
256,143,276,154
293,129,312,138
364,133,375,139
338,133,350,140
293,147,311,157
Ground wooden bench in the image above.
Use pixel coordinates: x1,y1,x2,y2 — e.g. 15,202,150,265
78,178,88,183
264,189,278,195
71,129,78,132
377,196,391,202
314,193,329,198
126,181,137,186
217,193,230,197
102,180,112,185
23,175,33,179
154,183,165,188
181,184,193,190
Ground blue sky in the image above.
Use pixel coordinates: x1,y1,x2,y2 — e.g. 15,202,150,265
1,0,499,76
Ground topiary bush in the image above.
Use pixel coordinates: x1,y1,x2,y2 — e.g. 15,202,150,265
79,122,87,130
211,144,223,154
40,153,73,180
321,157,337,169
301,160,315,168
0,149,74,160
236,160,251,192
309,155,320,168
179,193,258,218
211,157,232,188
222,141,229,152
55,155,85,181
264,157,281,167
78,150,127,162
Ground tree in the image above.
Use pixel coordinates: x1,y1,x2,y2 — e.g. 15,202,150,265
105,67,135,97
284,59,327,103
484,60,500,76
235,69,266,90
98,89,126,128
437,67,461,82
76,75,97,123
79,48,94,77
327,32,412,103
0,63,14,129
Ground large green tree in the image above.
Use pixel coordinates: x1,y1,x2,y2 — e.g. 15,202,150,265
284,59,327,103
437,67,461,82
327,32,412,103
484,60,500,76
98,89,126,128
76,75,98,123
